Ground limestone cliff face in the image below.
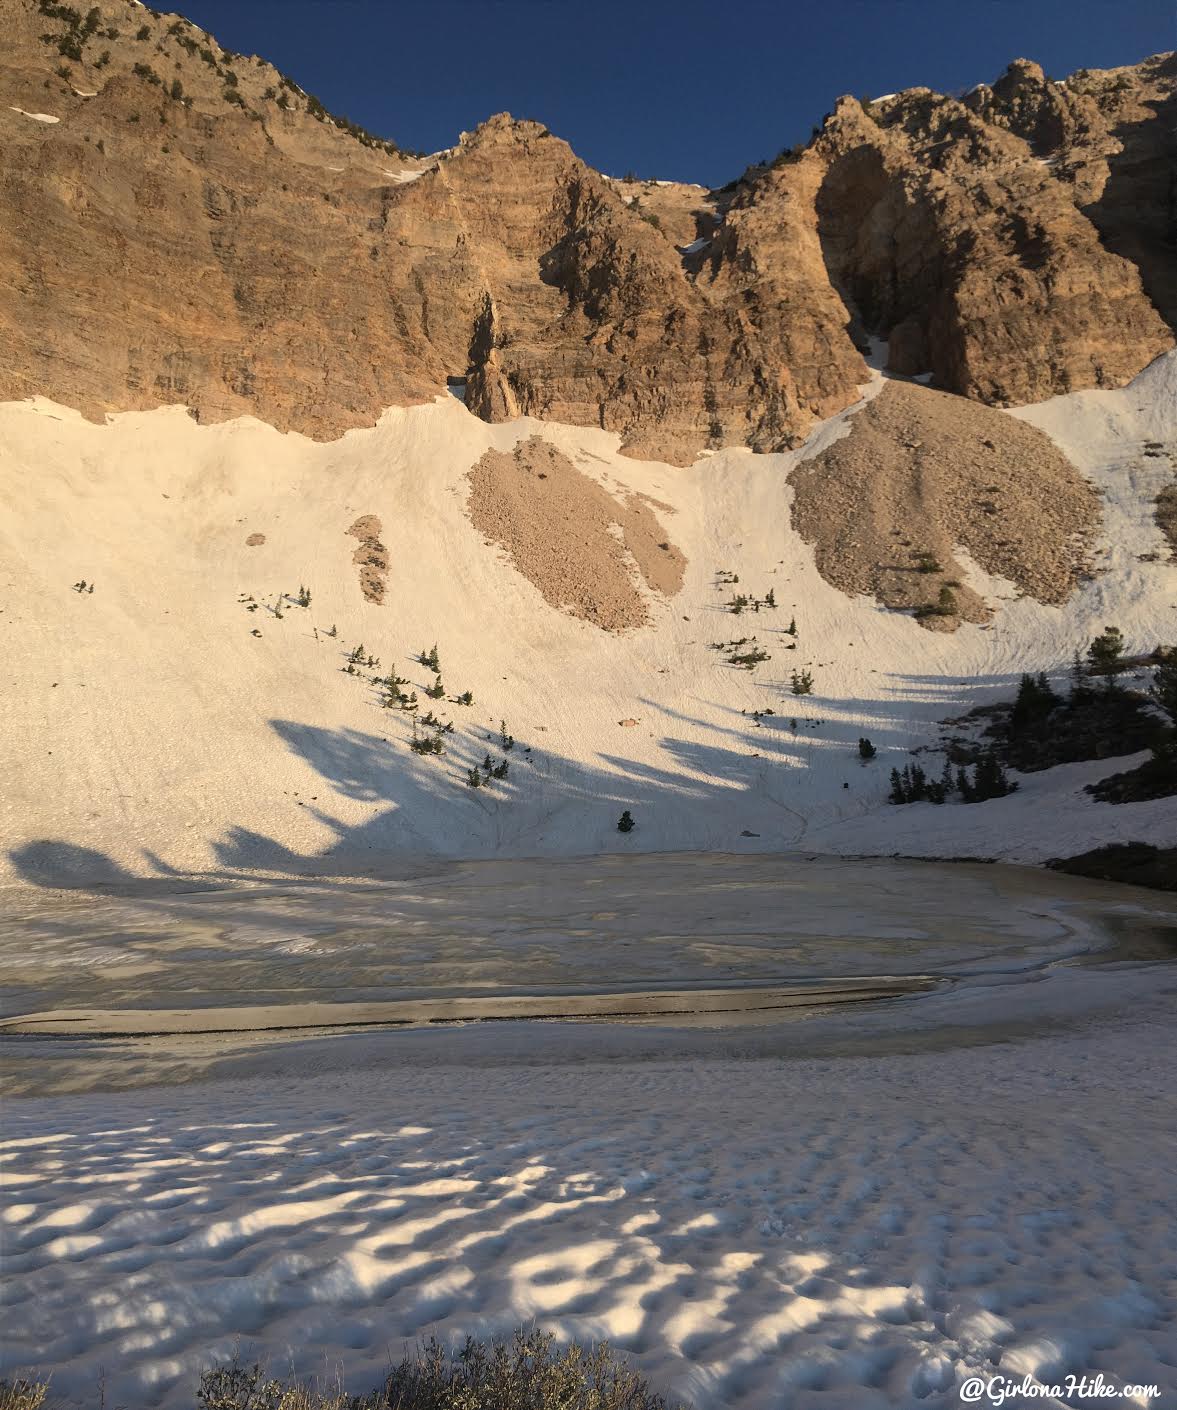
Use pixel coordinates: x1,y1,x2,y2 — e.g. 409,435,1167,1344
0,1,869,459
811,77,1173,404
964,53,1177,333
0,0,1172,459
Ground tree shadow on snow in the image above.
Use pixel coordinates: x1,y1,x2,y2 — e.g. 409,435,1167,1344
8,668,1026,894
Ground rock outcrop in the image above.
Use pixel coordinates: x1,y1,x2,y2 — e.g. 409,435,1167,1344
965,53,1177,334
0,0,1172,461
811,79,1172,404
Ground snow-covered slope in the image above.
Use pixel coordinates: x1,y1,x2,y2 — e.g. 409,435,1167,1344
1,355,1174,890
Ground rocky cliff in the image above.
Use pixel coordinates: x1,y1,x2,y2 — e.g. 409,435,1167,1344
811,65,1173,402
1,0,1172,460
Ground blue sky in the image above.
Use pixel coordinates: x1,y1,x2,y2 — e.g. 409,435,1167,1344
177,0,1176,186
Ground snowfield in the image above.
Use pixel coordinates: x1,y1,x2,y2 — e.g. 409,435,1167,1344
1,354,1174,890
4,971,1177,1408
2,349,1177,1408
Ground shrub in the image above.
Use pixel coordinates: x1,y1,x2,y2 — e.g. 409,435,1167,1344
913,586,959,621
727,647,769,669
857,736,876,760
617,809,635,833
0,1382,48,1410
790,668,814,695
193,1330,679,1408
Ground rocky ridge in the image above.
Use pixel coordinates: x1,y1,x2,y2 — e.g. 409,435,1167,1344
0,0,1172,463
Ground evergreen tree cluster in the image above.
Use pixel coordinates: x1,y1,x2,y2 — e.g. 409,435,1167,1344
1009,671,1059,736
467,754,510,788
889,751,1016,806
727,589,777,615
952,635,1156,776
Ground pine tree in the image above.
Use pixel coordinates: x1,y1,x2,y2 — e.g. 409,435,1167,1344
1148,649,1177,776
765,588,776,608
1010,671,1059,736
858,737,876,760
786,616,797,636
1087,625,1126,687
968,750,1017,802
467,767,483,788
1153,649,1177,726
888,767,905,804
1068,649,1089,701
617,809,635,833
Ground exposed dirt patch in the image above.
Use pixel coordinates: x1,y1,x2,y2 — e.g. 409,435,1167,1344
346,515,389,605
245,532,266,547
789,381,1100,629
466,437,685,631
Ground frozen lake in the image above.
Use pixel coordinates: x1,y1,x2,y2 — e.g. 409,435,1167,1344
1,853,1173,1076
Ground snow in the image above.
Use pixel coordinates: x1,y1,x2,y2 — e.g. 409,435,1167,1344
678,237,710,255
8,107,60,124
2,349,1176,1407
0,352,1174,889
4,945,1177,1408
383,167,425,184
